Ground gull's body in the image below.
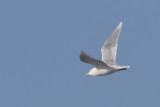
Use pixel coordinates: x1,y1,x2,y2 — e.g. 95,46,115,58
80,22,130,76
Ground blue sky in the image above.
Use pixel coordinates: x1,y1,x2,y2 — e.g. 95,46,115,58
0,0,160,107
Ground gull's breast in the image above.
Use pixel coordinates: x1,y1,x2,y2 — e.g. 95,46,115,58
94,69,115,76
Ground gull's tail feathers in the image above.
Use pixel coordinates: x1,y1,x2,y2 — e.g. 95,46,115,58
125,66,130,68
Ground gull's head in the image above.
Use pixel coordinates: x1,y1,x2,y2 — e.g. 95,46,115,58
85,68,98,76
85,73,89,76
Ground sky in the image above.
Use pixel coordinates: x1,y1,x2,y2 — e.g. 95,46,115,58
0,0,160,107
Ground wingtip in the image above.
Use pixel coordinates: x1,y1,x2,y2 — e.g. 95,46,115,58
80,50,84,54
80,51,84,60
115,22,123,30
118,22,123,27
80,51,85,57
79,51,88,62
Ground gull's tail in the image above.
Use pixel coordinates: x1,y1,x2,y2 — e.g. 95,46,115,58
125,66,130,68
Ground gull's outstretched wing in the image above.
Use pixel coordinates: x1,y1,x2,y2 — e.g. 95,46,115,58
101,22,122,66
80,51,110,69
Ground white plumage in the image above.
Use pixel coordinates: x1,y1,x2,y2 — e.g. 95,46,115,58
80,22,130,76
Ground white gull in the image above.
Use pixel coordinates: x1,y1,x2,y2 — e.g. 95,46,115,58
80,22,130,76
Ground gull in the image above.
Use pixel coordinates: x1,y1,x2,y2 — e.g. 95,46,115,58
80,22,130,76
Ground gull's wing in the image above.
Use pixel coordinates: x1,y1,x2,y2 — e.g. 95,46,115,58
101,22,122,66
80,51,110,69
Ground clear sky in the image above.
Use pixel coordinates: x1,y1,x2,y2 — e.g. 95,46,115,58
0,0,160,107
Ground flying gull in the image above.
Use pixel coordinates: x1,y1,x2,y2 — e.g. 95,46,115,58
80,22,130,76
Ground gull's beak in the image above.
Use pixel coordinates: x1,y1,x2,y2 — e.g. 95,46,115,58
85,73,89,76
